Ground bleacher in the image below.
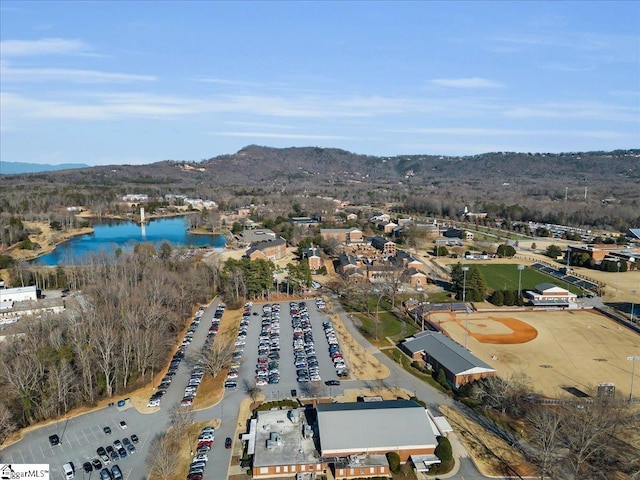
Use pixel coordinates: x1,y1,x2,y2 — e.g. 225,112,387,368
531,263,599,293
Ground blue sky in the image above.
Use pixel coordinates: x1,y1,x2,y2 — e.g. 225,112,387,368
1,1,638,166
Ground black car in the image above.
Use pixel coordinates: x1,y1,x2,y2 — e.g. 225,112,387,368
97,446,110,463
325,380,341,386
103,426,112,435
82,462,93,473
48,434,60,446
106,445,118,461
130,434,139,444
225,437,232,449
290,389,297,397
91,458,103,470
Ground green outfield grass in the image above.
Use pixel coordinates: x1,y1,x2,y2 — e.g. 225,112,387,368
475,263,583,294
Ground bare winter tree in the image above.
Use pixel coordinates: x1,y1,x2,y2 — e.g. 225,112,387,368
168,404,194,439
560,400,628,479
471,373,531,417
146,433,181,480
190,337,236,380
0,402,17,445
526,404,563,479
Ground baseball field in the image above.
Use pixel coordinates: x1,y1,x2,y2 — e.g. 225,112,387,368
433,308,640,399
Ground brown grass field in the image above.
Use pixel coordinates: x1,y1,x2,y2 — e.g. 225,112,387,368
433,309,640,399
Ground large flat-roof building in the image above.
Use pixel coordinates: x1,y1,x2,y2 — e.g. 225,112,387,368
0,285,38,311
400,331,496,388
248,400,445,479
316,400,438,462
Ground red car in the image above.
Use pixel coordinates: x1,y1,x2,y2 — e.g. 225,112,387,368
225,437,232,449
197,440,212,450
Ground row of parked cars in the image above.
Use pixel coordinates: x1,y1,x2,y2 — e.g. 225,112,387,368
290,301,322,383
185,425,216,480
254,303,281,386
149,306,206,408
183,304,223,407
225,302,252,389
321,313,348,377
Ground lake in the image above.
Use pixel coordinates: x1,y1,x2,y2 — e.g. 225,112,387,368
32,217,226,266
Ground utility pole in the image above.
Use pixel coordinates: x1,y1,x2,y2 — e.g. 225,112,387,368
628,356,640,403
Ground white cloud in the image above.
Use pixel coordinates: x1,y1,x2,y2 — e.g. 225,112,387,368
502,102,638,122
431,77,503,88
209,131,352,140
0,38,89,56
394,127,627,140
1,65,156,83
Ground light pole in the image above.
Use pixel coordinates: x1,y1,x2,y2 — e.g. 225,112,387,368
627,355,640,402
517,264,525,305
462,266,469,303
630,289,637,324
615,262,621,297
462,266,470,350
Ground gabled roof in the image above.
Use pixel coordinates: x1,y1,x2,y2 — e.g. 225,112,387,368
627,228,640,240
401,331,496,376
535,283,568,293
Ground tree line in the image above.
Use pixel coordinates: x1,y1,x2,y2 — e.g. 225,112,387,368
0,246,218,444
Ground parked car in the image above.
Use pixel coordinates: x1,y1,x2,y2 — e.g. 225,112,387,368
99,468,113,480
130,434,139,444
49,434,60,446
103,426,112,435
225,437,232,449
97,446,110,464
111,465,123,480
118,420,128,430
82,462,93,473
63,462,75,479
91,458,102,470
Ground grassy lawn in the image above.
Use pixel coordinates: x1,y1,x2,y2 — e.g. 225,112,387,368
383,348,444,391
476,263,582,294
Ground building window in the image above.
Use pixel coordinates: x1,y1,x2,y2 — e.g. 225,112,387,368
283,466,288,473
259,467,268,474
275,467,280,473
370,467,375,473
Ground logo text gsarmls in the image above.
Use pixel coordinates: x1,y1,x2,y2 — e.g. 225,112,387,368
8,471,49,479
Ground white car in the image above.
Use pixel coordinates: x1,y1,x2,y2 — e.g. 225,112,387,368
147,399,160,407
193,453,208,462
198,433,214,442
118,420,128,430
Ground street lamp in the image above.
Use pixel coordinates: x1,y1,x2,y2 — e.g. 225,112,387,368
627,355,640,402
630,289,637,324
517,264,525,305
615,262,621,297
462,266,469,303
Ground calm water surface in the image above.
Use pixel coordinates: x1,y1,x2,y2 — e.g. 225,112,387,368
33,217,226,266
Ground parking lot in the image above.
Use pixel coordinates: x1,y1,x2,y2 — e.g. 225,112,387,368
0,405,156,480
231,299,348,399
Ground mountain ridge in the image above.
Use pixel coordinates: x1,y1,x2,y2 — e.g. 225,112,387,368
0,161,90,175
